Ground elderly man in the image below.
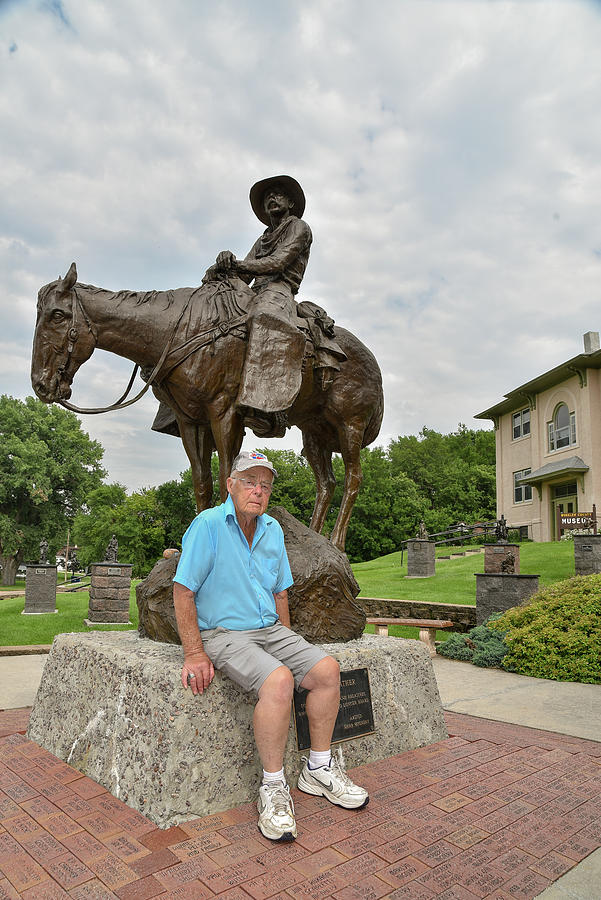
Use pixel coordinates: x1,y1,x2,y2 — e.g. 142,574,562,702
173,450,368,842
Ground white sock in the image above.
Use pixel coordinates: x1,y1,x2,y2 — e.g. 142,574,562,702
262,768,285,784
308,749,331,770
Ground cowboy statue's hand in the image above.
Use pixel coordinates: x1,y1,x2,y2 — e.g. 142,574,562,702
182,650,214,696
202,264,219,283
215,250,237,272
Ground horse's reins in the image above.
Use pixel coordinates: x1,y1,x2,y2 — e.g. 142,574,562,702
57,280,242,416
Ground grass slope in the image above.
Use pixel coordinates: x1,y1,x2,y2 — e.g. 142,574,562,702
353,541,575,642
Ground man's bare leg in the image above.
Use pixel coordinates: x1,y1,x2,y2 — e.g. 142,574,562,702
298,655,369,809
254,666,297,842
300,656,341,750
254,666,294,771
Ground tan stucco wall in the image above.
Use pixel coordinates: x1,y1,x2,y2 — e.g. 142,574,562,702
496,371,600,541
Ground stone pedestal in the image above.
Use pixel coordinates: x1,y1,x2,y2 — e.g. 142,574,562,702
484,543,520,574
573,534,601,575
27,631,447,827
87,563,133,624
23,565,58,614
407,540,435,578
475,573,539,625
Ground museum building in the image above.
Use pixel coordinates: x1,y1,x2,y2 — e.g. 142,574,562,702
476,332,601,541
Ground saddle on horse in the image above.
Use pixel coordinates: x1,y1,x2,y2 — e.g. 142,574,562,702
150,275,346,440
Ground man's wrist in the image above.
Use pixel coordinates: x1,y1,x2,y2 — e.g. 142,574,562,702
184,647,207,661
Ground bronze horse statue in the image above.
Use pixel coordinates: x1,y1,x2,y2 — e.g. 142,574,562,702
31,263,383,551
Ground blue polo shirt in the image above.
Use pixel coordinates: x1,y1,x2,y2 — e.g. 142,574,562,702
173,494,293,631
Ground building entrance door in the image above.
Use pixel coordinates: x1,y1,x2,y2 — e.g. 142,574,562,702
551,482,578,540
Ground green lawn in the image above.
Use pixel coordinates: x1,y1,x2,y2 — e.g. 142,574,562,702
353,541,575,642
0,584,139,646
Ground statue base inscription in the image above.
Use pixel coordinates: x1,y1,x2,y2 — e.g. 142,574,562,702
27,631,447,827
23,565,58,614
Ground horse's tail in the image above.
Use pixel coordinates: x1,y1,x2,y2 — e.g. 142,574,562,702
362,386,384,448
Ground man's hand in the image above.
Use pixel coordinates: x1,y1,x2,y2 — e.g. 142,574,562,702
215,250,237,272
182,650,215,695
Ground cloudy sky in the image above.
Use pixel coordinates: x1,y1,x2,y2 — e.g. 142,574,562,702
2,0,601,492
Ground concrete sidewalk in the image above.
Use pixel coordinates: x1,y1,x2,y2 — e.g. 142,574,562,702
432,656,601,743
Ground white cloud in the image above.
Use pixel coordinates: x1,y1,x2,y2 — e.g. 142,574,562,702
2,0,601,493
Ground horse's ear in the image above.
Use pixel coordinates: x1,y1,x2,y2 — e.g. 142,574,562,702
63,262,77,291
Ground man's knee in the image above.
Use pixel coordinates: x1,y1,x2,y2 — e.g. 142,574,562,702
302,655,340,691
259,665,295,705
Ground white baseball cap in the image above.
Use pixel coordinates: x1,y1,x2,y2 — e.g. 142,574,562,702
230,450,278,478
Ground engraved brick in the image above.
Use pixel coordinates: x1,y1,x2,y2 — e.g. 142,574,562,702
292,847,348,877
86,853,139,890
376,855,431,888
40,851,94,889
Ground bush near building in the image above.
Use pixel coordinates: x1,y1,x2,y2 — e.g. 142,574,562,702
489,575,601,684
439,574,601,684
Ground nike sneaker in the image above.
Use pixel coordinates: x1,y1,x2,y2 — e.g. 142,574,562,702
297,747,369,809
257,780,297,842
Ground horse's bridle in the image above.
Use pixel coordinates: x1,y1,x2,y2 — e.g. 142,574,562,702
55,286,98,388
56,282,197,415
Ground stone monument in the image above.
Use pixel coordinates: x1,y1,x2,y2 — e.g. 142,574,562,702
23,538,58,615
573,533,601,575
407,523,435,578
477,515,539,622
86,535,132,625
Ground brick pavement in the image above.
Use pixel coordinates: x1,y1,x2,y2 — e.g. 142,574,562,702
0,708,600,898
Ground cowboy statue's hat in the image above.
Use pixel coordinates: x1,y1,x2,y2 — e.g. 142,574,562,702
249,175,306,226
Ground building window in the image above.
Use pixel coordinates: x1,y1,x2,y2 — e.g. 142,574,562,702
512,408,530,440
548,404,576,451
514,470,532,503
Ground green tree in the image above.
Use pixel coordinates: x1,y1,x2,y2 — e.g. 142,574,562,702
155,469,198,548
389,424,496,535
324,447,428,562
74,484,166,577
0,396,105,584
72,483,128,569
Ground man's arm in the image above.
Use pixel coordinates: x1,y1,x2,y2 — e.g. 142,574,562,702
274,589,291,628
173,581,214,695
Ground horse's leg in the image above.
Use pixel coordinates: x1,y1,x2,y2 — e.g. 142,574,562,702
303,429,336,536
176,417,215,512
210,407,244,501
330,421,365,552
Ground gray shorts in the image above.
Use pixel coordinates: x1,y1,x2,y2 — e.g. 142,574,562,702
200,623,328,695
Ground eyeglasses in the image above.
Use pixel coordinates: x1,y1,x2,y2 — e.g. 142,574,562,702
234,477,273,494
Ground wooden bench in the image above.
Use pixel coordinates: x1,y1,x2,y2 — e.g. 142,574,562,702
366,617,454,657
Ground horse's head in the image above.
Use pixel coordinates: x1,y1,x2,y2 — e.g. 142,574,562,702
31,262,98,403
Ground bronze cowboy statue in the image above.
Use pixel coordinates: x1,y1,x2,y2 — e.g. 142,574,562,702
31,177,383,552
154,175,345,440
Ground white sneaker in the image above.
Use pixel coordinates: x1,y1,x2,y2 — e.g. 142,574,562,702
297,747,369,809
257,780,297,842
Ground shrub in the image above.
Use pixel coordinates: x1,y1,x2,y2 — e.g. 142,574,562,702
437,617,509,667
489,574,601,683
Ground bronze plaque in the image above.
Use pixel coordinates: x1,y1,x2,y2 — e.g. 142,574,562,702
293,667,375,751
107,567,122,576
35,569,46,575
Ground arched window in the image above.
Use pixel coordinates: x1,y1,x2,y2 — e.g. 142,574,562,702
548,403,576,451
